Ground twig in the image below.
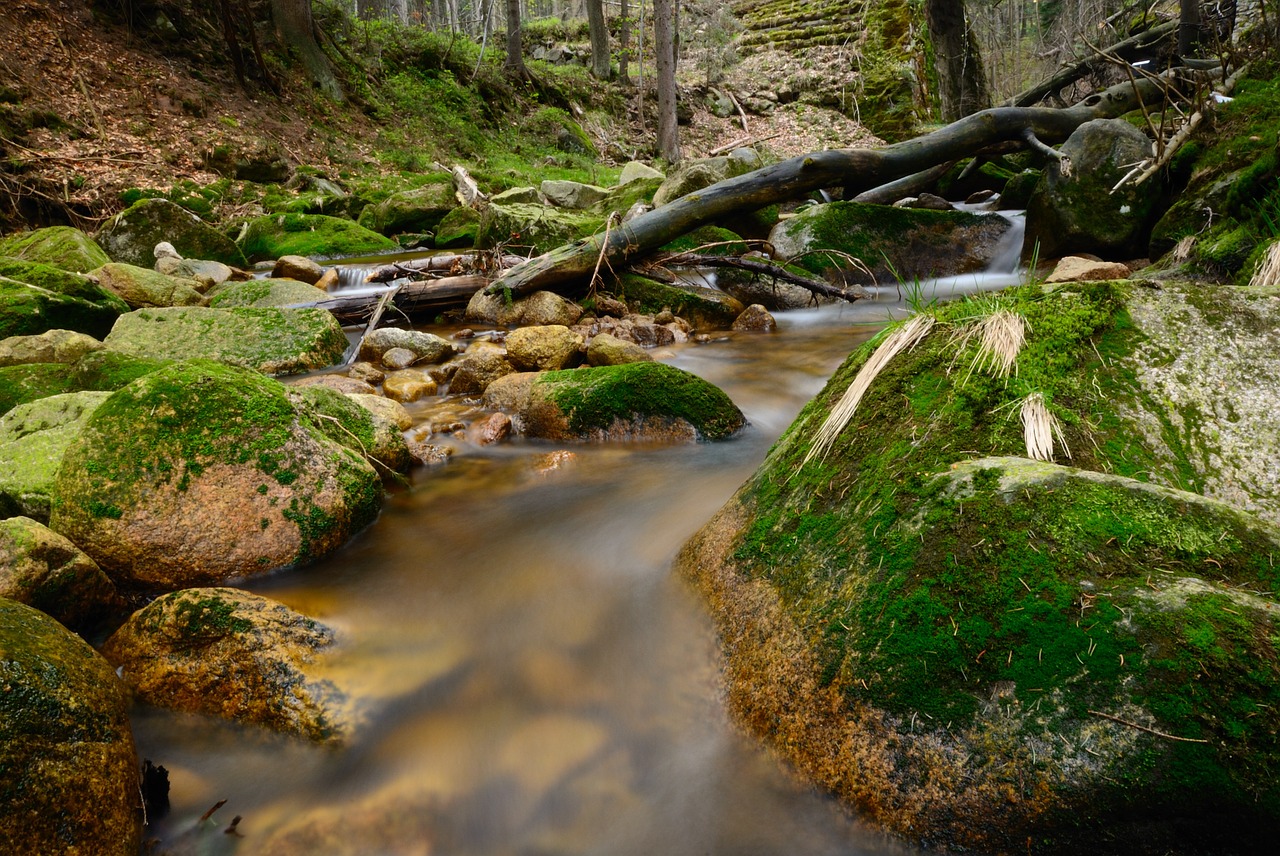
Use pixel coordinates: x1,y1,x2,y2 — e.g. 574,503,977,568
198,800,228,823
343,283,402,368
726,89,749,133
589,213,619,296
1128,63,1248,188
1088,709,1211,743
709,132,782,157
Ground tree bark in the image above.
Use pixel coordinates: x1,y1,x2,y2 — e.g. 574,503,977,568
586,0,610,80
1179,0,1205,56
488,76,1166,298
655,0,680,162
504,0,524,75
925,0,990,121
269,0,343,102
619,0,631,84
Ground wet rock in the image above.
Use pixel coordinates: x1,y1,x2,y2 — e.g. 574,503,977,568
380,347,418,370
96,198,246,267
0,390,111,522
358,327,457,366
1026,118,1161,260
291,374,378,396
893,192,955,211
294,385,411,475
234,213,397,263
347,361,386,385
104,306,348,375
0,516,120,629
49,360,382,589
471,411,512,445
0,598,140,855
586,332,653,366
0,225,110,273
103,587,347,742
348,393,412,430
272,254,325,284
731,304,777,331
447,348,516,395
505,325,584,371
530,449,577,474
315,267,341,291
592,294,628,317
614,274,744,329
483,362,744,442
207,278,328,308
1044,256,1132,283
406,438,452,465
382,369,438,403
92,262,204,308
0,329,103,367
466,288,585,328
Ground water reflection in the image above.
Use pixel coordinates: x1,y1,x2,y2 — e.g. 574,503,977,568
134,277,1019,855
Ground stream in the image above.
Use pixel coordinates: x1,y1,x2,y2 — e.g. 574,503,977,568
136,226,1025,855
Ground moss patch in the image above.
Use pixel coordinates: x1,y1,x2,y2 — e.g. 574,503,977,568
236,213,398,262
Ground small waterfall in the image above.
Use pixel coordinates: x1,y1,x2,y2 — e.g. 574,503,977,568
984,210,1027,275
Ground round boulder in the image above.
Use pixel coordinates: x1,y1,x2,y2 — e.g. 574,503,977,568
0,516,120,629
504,324,584,371
358,327,457,366
49,360,382,590
102,587,347,742
0,597,140,854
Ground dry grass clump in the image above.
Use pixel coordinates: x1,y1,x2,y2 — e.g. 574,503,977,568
1021,393,1070,462
803,314,936,467
951,309,1026,385
1248,239,1280,287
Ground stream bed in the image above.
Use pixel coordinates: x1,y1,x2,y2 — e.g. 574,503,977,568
136,268,1020,856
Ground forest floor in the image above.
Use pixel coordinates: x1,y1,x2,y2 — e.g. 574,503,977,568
0,0,879,233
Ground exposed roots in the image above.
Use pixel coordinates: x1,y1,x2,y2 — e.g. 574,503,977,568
803,314,936,467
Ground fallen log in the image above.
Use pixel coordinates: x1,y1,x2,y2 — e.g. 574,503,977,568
366,252,526,283
488,75,1169,299
301,275,488,324
650,252,861,303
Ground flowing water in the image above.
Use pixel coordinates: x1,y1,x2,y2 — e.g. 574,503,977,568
137,241,1025,855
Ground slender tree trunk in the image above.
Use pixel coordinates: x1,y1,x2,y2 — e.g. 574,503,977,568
270,0,344,102
1179,0,1204,56
619,0,631,84
389,0,409,24
925,0,989,121
504,0,524,74
586,0,610,79
655,0,680,162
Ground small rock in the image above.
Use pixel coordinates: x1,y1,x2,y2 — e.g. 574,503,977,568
347,361,385,385
348,393,412,430
587,332,653,366
315,268,340,291
381,347,419,370
382,370,438,402
531,450,578,474
472,412,513,445
1044,256,1133,283
153,241,181,260
966,189,999,205
359,327,456,365
505,325,584,371
291,374,378,396
895,193,955,211
406,438,453,465
448,349,516,395
273,255,325,285
732,304,778,332
593,295,628,318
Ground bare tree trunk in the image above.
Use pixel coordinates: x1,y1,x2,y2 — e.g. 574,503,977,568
389,0,409,24
655,0,680,162
270,0,344,101
619,0,631,84
1179,0,1204,56
488,75,1166,297
925,0,990,121
504,0,524,74
587,0,610,79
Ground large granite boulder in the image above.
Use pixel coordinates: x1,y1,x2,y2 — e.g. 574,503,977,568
476,203,603,255
482,362,745,442
0,257,129,316
504,324,584,371
0,363,79,416
0,390,111,522
0,275,125,340
236,213,397,262
0,598,140,854
769,200,1013,286
0,226,110,272
357,180,457,236
207,278,329,308
102,587,347,742
96,198,246,267
0,329,104,367
675,280,1280,852
104,306,348,375
49,360,382,590
0,516,119,629
1026,118,1160,260
292,385,411,476
92,262,204,309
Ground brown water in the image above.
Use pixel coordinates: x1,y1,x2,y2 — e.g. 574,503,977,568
133,275,1015,855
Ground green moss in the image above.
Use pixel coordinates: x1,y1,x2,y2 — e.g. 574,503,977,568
0,258,127,313
71,350,169,392
0,363,77,416
536,361,744,440
659,224,746,255
0,278,123,341
235,213,398,262
167,591,253,639
0,227,110,273
614,272,744,328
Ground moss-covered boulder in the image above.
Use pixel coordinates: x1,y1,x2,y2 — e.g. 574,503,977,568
49,360,382,590
1026,119,1161,260
104,306,348,375
476,203,603,255
768,200,1012,285
102,587,347,742
292,385,411,476
0,275,126,340
70,349,169,392
357,180,457,236
614,273,745,329
207,278,328,309
0,597,140,855
0,329,104,368
652,150,761,207
0,516,120,628
96,198,247,267
92,262,204,309
482,362,744,442
0,390,111,522
0,362,78,416
357,327,456,366
434,205,481,249
0,226,110,272
675,279,1280,851
0,257,129,314
236,213,398,263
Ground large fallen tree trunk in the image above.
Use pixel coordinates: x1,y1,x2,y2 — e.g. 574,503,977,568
488,76,1168,298
301,275,487,324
